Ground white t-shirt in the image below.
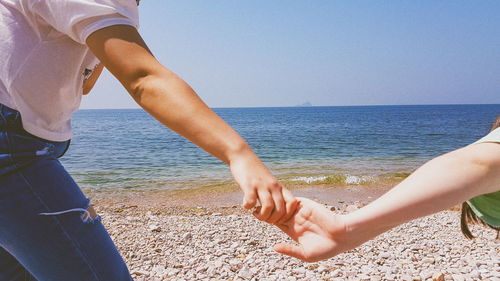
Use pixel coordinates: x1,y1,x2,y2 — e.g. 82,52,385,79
0,0,139,141
474,127,500,144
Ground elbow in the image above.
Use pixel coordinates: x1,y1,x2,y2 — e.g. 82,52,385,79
128,73,154,103
127,69,179,105
127,72,166,105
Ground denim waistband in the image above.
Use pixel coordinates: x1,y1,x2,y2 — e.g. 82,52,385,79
0,103,70,158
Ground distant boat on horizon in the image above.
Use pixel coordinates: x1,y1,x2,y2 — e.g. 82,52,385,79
296,101,313,107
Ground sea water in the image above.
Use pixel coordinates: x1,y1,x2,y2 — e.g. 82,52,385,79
62,104,500,190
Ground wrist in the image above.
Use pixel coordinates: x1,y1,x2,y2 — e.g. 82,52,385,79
226,142,257,165
343,209,391,243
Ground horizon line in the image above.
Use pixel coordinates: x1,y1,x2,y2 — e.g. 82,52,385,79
78,102,500,110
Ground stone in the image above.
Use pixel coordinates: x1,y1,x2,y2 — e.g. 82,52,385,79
379,252,391,259
345,204,359,212
469,270,479,279
316,266,328,274
238,266,253,279
420,271,433,280
422,257,435,264
148,224,161,232
131,270,149,276
451,274,465,281
358,274,370,280
432,272,445,281
292,267,305,275
400,274,412,280
181,232,192,240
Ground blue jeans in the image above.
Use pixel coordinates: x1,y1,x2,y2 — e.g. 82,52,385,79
0,104,133,281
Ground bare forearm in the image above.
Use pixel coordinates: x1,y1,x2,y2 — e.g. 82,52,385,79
130,71,252,164
86,25,251,164
345,143,500,240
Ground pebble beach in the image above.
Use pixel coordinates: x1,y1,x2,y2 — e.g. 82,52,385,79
87,187,500,281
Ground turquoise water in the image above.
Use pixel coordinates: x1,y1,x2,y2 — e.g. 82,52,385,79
62,104,500,190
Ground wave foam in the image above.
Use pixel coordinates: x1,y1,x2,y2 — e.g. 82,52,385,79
290,175,374,185
290,176,328,184
345,175,375,184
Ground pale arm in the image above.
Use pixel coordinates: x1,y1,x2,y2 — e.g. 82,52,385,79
346,142,500,237
270,142,500,262
86,25,297,222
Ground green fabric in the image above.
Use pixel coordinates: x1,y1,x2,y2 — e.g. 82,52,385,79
467,192,500,227
466,127,500,227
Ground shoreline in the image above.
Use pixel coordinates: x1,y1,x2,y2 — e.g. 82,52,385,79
84,184,394,215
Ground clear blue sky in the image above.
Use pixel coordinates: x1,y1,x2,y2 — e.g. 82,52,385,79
81,0,500,109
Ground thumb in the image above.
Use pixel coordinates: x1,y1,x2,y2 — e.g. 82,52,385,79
273,243,307,261
242,190,257,209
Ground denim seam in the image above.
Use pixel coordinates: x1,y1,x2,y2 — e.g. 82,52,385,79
24,268,34,281
14,163,101,281
0,104,6,124
4,131,14,164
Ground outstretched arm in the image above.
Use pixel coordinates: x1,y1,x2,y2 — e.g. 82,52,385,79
86,25,297,222
269,142,500,262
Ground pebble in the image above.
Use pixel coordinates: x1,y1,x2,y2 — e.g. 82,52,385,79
345,204,359,212
451,274,465,281
420,271,433,279
379,252,391,259
422,257,435,264
131,270,149,276
148,224,161,232
469,270,480,279
238,266,253,279
316,265,327,274
432,272,445,281
181,232,192,240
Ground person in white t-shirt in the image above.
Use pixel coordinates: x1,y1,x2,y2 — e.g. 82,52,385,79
0,0,297,280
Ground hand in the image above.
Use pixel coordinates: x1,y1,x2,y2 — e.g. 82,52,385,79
229,152,298,224
268,197,360,262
